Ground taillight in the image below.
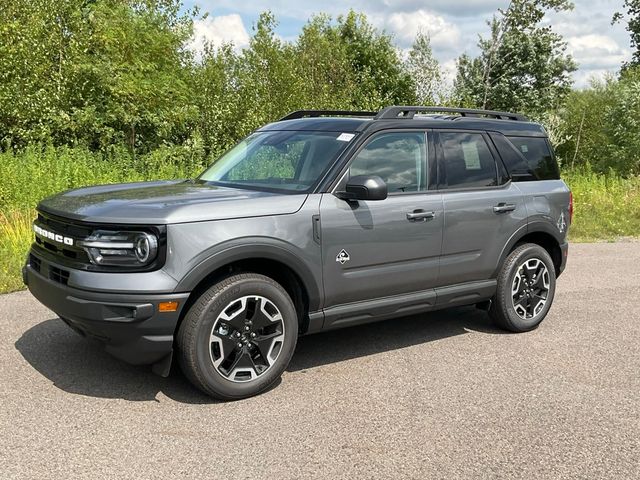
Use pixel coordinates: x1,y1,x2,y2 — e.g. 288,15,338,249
568,191,574,224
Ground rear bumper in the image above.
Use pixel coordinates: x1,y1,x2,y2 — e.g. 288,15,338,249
23,261,189,367
559,241,569,275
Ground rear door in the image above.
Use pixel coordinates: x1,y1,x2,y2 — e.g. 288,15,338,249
319,130,443,311
436,130,527,286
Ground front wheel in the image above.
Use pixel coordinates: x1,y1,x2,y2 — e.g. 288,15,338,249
177,273,298,400
489,243,556,332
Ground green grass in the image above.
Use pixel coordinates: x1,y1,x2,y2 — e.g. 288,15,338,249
0,146,638,294
563,168,640,242
0,210,34,292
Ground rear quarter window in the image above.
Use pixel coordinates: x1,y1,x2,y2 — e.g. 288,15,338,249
489,134,560,181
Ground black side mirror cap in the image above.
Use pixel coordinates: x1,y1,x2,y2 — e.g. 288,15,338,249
335,175,388,201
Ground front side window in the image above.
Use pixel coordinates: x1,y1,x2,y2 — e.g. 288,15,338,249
348,132,427,193
440,132,498,188
198,131,353,192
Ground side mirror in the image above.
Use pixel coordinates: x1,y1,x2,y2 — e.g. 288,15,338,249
336,175,388,201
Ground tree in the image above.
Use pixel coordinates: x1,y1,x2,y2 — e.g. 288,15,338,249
613,1,640,69
405,32,443,105
554,68,640,175
62,0,197,153
0,0,197,153
453,0,576,118
335,11,414,109
193,9,416,156
0,0,85,146
294,14,362,110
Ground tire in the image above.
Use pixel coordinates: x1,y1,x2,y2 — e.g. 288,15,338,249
176,273,298,400
489,243,556,333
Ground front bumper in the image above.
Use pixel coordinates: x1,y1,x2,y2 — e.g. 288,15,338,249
23,259,189,369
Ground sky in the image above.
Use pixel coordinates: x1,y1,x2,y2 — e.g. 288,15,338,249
185,1,633,88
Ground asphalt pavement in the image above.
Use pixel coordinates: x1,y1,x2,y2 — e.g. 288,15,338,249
1,242,639,479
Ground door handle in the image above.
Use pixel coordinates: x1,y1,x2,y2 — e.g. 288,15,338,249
406,210,435,221
493,203,516,213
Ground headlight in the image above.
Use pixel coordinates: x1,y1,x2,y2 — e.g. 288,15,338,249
79,230,158,267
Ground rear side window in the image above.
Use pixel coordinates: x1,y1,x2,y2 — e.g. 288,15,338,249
440,132,497,188
492,134,560,181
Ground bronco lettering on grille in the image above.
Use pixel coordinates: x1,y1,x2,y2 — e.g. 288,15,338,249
33,224,74,246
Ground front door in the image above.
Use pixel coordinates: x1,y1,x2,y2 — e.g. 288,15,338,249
319,130,443,314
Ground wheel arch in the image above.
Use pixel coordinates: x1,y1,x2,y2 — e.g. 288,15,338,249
174,244,321,335
495,223,564,278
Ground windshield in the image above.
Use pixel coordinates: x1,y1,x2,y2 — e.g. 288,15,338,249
198,130,355,193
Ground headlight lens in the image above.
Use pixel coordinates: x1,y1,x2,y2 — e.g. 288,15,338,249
79,230,158,267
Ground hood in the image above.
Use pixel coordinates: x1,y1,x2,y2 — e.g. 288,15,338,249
38,180,308,224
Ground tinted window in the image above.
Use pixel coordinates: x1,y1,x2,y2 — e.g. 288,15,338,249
349,132,427,193
504,136,560,180
440,132,497,188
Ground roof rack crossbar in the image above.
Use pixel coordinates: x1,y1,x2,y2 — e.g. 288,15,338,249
374,106,528,122
279,110,378,121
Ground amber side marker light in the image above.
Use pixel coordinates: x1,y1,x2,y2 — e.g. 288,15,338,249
158,301,179,312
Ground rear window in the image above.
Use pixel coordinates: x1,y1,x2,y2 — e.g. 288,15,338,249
490,134,560,181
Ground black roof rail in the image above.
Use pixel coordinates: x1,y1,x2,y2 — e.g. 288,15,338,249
374,106,529,122
279,110,377,121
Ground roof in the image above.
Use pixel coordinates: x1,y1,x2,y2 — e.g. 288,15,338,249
258,117,371,133
257,107,548,137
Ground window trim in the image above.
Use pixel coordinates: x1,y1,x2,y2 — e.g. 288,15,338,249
434,129,512,193
329,128,434,197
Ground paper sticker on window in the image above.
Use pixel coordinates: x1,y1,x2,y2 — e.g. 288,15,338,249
462,141,481,170
520,144,529,153
337,133,355,142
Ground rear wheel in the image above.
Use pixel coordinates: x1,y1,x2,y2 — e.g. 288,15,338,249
489,243,556,332
177,273,298,400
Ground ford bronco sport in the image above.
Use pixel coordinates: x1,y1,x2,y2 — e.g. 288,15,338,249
24,106,572,399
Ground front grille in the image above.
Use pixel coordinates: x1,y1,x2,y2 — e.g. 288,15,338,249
37,213,93,238
34,211,92,266
49,265,70,285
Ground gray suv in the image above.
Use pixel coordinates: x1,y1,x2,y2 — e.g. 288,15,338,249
24,106,572,399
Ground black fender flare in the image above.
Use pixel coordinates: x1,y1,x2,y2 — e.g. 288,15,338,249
174,240,322,311
492,221,564,278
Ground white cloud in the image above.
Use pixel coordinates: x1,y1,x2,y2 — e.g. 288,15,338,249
566,34,630,71
189,14,250,55
441,58,458,85
377,10,462,50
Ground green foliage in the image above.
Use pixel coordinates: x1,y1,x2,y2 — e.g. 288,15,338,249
334,11,414,108
405,33,443,105
453,0,576,118
0,144,204,212
563,167,640,241
614,0,640,69
0,0,196,151
191,10,414,156
61,0,197,152
0,209,34,293
554,67,640,175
